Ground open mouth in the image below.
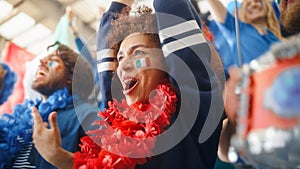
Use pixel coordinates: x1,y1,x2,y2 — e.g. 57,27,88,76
123,78,138,95
35,68,47,80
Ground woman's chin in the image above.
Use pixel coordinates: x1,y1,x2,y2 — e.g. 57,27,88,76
125,97,136,106
125,96,148,106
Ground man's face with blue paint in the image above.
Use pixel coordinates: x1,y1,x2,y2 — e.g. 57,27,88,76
32,53,68,97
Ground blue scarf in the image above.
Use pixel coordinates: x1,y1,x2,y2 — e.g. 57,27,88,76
0,87,73,168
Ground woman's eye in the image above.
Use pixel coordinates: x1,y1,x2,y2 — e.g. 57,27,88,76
133,50,146,57
118,56,124,62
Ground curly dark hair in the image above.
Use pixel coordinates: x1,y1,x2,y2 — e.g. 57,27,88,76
47,42,94,99
107,6,161,56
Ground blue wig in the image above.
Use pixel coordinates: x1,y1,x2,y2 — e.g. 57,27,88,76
0,63,17,105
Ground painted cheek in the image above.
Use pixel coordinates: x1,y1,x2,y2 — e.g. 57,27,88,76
135,57,151,69
48,61,61,71
55,65,61,71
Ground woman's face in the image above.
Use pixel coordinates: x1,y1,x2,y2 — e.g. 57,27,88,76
244,0,267,23
117,33,167,106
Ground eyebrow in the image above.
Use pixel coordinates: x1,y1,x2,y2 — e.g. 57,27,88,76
117,44,148,57
44,54,61,62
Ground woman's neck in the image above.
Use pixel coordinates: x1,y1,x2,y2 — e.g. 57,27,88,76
248,15,268,34
253,22,268,35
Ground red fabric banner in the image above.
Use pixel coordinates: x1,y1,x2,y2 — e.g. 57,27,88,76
0,43,36,114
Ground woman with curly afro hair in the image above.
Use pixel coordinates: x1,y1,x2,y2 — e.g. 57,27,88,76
32,0,224,169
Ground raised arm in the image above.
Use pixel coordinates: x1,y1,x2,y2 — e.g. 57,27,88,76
96,0,133,108
154,0,213,81
153,1,224,168
207,0,227,23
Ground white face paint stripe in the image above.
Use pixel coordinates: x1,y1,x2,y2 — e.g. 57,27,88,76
141,57,150,67
48,61,60,69
159,20,200,42
162,33,207,57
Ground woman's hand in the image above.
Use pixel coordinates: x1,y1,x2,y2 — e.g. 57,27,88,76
207,0,227,23
223,67,241,125
32,107,73,169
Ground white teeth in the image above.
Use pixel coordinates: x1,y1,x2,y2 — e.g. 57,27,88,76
123,78,138,90
37,69,46,76
124,79,132,83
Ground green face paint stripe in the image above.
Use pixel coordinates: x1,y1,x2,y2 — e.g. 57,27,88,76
136,59,141,68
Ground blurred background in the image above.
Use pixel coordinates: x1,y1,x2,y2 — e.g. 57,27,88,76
0,0,236,56
0,0,236,113
0,0,156,55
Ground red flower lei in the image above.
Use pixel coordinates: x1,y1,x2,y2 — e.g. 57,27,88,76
74,82,177,169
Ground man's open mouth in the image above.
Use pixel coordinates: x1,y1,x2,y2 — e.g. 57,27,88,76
35,69,47,80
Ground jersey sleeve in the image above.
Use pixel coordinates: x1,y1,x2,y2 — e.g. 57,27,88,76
154,0,223,145
96,2,128,108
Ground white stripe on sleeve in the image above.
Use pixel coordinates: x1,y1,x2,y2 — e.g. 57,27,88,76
161,33,207,56
159,20,200,42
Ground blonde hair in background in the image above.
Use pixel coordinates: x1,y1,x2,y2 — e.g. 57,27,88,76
240,0,283,40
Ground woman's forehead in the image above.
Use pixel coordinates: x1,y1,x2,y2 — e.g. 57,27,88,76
120,33,157,48
122,33,148,42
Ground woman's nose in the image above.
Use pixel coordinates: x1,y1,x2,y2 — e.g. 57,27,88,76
119,57,134,72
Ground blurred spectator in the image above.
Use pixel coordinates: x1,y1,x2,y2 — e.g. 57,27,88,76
0,63,17,105
279,0,300,35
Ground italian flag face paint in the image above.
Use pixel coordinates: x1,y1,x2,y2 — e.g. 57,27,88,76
136,57,150,68
48,61,61,71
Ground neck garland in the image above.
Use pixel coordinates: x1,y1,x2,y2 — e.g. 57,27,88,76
74,82,178,169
